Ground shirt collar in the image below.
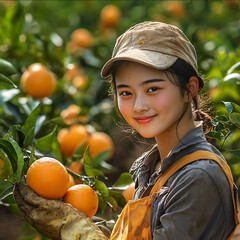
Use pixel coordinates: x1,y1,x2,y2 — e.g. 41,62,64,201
130,126,206,179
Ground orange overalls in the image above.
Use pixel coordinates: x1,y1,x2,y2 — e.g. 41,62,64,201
110,150,239,240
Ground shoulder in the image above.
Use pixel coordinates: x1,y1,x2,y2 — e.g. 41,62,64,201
171,159,229,188
166,159,231,205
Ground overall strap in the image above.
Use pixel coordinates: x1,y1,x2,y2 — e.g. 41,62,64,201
150,150,239,226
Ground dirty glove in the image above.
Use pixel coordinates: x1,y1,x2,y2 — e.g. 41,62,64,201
13,183,109,240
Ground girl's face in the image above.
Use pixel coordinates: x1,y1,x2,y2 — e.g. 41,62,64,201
115,62,189,139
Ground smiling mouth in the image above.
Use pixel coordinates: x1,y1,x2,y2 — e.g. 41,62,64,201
135,115,156,124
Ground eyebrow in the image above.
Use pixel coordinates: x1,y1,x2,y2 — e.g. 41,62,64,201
116,78,165,89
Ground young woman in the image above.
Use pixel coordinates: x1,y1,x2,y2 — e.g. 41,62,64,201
14,21,238,240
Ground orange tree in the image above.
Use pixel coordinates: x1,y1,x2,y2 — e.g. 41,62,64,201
0,0,240,239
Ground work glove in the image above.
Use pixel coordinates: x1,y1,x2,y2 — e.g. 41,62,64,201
13,183,110,240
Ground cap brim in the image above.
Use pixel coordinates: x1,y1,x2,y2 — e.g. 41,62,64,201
101,49,178,78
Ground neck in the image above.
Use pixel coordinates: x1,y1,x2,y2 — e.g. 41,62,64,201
155,114,196,161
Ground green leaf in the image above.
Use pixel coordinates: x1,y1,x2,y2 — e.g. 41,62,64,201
94,180,109,197
223,73,240,82
21,104,41,137
222,102,240,115
51,131,62,162
0,158,14,181
83,163,104,177
93,149,111,167
217,115,228,122
106,196,118,211
0,139,18,173
0,73,17,88
0,89,20,102
112,173,133,189
4,136,24,181
216,122,224,132
227,62,240,74
222,101,233,114
72,141,87,160
48,117,68,127
36,126,57,152
109,190,127,208
98,194,107,213
0,185,14,201
84,163,94,177
229,113,240,128
206,131,222,141
7,125,25,147
23,127,35,148
0,58,18,76
83,146,93,166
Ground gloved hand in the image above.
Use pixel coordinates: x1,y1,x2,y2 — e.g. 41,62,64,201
13,183,109,240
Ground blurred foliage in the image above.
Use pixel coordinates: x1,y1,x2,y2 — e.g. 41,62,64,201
0,0,240,239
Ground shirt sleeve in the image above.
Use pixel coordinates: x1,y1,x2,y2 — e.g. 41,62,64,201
152,166,232,240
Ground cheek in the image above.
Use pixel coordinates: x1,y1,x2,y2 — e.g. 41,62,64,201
117,99,131,119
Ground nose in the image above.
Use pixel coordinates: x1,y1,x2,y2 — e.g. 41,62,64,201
133,95,149,113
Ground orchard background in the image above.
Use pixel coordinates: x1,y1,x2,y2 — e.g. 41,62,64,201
0,0,240,239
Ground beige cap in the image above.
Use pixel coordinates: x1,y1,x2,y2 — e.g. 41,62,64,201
101,21,198,78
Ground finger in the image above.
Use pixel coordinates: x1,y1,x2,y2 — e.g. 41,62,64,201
97,225,111,238
17,183,64,210
13,183,35,218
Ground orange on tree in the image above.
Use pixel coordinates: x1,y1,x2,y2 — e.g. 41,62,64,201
60,104,81,125
63,184,99,218
72,74,88,89
21,63,57,99
122,182,135,202
58,124,88,157
26,157,70,199
163,1,185,18
65,63,84,81
68,173,75,188
87,131,114,159
70,28,93,49
100,5,121,28
69,161,83,184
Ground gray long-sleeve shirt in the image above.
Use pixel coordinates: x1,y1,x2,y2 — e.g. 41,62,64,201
130,126,237,239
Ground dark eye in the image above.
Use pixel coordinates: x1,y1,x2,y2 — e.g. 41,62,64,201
119,91,132,96
148,87,159,93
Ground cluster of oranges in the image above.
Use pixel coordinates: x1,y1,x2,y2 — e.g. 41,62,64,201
19,4,122,100
26,157,98,218
57,124,114,160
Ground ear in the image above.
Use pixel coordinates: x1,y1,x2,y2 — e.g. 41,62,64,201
185,76,199,102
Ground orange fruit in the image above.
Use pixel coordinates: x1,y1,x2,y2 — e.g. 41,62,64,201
65,64,84,81
69,161,83,184
21,63,57,99
100,5,121,28
72,74,88,89
87,132,114,159
0,159,3,173
68,173,75,188
164,2,185,18
26,157,70,199
70,161,83,175
60,104,81,125
63,184,99,218
71,28,93,48
58,124,88,157
122,182,135,202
